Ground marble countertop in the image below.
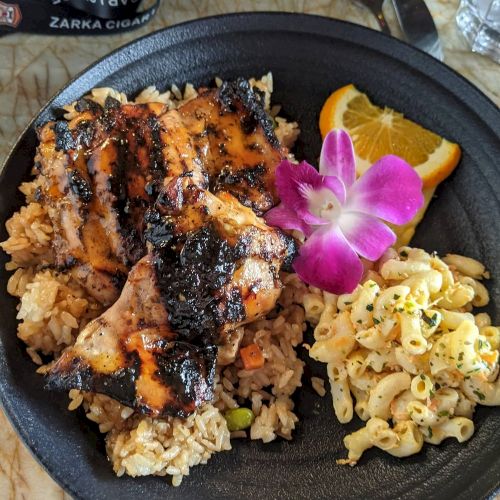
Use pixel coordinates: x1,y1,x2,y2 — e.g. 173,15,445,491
0,0,498,497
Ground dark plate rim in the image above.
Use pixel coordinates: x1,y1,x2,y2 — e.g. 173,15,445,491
0,12,499,499
1,11,499,178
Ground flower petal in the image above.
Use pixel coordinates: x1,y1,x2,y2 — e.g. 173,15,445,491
265,204,313,236
319,129,356,187
345,155,424,224
339,212,396,261
321,176,347,204
275,160,346,225
292,226,363,294
275,160,320,215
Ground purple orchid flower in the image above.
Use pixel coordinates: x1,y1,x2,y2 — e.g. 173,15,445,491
265,130,424,294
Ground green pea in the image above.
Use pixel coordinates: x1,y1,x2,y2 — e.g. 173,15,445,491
224,407,255,431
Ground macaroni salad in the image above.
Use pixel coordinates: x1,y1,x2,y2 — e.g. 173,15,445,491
306,247,499,464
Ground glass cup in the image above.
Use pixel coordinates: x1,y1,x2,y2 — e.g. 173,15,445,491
456,0,500,62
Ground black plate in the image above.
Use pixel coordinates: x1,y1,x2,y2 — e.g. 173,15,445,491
0,13,499,500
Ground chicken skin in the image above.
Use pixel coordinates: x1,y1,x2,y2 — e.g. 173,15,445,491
36,79,285,305
42,79,295,417
46,186,295,417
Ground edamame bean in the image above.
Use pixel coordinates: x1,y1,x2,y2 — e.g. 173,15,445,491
224,407,255,431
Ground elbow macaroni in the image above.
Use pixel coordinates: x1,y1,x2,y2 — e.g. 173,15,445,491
437,282,475,309
368,372,411,420
480,326,500,350
443,254,487,280
438,309,474,331
454,390,476,418
309,311,356,364
341,418,399,465
461,374,500,406
328,369,353,423
386,421,423,457
458,276,489,307
423,417,474,445
306,247,499,465
373,285,409,337
351,281,379,329
351,385,370,421
390,390,415,422
410,374,434,400
400,313,428,355
365,348,398,373
420,309,442,338
475,313,491,328
303,292,325,326
355,326,387,350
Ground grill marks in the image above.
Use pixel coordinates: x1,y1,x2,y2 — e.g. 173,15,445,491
37,101,169,304
218,78,278,149
46,187,292,417
103,104,169,264
153,222,248,346
146,185,294,348
178,80,285,215
67,169,93,203
46,255,218,417
53,120,77,152
43,80,294,417
37,82,285,300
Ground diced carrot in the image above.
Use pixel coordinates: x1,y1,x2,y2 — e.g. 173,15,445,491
240,343,264,370
481,351,499,365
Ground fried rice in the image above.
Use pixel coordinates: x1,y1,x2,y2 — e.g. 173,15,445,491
0,74,307,486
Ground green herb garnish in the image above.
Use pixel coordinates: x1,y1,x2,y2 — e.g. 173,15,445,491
473,390,486,401
422,312,439,328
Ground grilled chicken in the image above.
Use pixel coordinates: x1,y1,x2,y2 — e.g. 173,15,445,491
178,80,283,215
36,100,168,304
42,78,295,417
36,79,285,305
46,185,295,417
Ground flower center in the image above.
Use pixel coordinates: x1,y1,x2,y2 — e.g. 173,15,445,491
306,187,342,223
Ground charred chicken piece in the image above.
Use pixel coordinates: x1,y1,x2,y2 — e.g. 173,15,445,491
35,99,170,304
178,78,285,215
36,79,284,305
46,185,295,417
46,254,217,418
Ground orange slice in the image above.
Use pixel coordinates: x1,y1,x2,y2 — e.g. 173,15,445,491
319,84,461,189
319,85,462,246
